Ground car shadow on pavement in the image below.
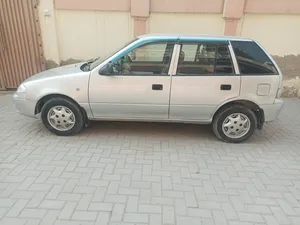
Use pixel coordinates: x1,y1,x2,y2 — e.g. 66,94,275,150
86,121,214,139
77,119,290,146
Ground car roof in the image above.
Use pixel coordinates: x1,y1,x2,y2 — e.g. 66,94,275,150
137,33,253,42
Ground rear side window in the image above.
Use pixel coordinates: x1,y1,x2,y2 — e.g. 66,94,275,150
176,42,234,75
231,41,278,75
216,45,234,75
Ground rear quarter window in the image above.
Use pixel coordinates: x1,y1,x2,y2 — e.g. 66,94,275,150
231,41,278,75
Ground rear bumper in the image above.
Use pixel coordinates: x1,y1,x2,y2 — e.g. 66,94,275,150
260,98,284,122
13,93,37,118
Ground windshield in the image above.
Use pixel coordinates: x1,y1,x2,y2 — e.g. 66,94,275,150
89,38,138,70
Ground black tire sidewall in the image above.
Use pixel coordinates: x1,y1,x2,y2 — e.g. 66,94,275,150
214,105,257,143
41,98,84,136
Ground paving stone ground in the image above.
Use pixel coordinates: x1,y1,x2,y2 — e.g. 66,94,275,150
0,93,300,225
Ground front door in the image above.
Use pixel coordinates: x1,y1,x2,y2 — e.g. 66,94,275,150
169,40,241,122
89,41,175,119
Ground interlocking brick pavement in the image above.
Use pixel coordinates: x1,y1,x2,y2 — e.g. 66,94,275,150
0,93,300,225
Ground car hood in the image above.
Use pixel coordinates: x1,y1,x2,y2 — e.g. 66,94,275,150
23,62,86,84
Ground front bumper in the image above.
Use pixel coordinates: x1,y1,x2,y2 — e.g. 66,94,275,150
13,93,37,118
260,98,284,122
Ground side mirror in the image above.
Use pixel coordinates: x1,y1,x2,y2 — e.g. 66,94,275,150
99,63,113,75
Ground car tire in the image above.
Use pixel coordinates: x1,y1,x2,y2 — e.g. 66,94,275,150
41,97,85,136
212,104,257,143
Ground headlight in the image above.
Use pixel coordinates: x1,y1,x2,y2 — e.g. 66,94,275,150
16,84,26,93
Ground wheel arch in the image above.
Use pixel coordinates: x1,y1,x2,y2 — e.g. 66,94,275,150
35,94,89,125
213,100,260,118
212,99,264,129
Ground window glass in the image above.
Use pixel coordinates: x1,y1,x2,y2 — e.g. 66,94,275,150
231,41,278,75
177,43,216,75
111,42,174,75
215,45,234,74
182,44,198,61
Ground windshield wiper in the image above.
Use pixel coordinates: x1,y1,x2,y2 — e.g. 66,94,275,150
84,57,100,71
90,57,100,64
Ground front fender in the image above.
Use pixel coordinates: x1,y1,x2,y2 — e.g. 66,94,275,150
24,73,90,104
24,72,92,118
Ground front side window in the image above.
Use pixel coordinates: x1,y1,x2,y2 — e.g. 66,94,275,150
231,41,278,75
176,42,234,75
109,42,175,75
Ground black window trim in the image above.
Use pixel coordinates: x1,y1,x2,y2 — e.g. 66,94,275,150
174,40,236,77
230,40,279,76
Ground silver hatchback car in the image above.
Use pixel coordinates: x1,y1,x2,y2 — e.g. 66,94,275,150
13,34,283,143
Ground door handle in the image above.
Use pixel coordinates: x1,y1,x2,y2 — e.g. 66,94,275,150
220,84,231,91
152,84,163,90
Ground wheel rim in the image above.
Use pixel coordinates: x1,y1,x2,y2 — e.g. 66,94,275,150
222,113,251,139
47,106,76,131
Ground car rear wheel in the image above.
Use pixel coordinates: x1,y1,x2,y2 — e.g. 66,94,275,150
212,105,257,143
41,97,84,136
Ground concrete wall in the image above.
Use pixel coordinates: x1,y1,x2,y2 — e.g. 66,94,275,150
38,0,60,67
38,0,300,81
240,13,300,81
38,0,134,68
148,13,224,35
56,10,133,62
240,14,300,56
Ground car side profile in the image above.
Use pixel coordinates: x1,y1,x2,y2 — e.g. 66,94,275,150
13,34,284,143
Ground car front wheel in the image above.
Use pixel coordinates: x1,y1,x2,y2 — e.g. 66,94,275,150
41,97,85,136
212,105,257,143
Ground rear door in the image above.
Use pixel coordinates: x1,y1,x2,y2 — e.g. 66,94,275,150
169,40,241,121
